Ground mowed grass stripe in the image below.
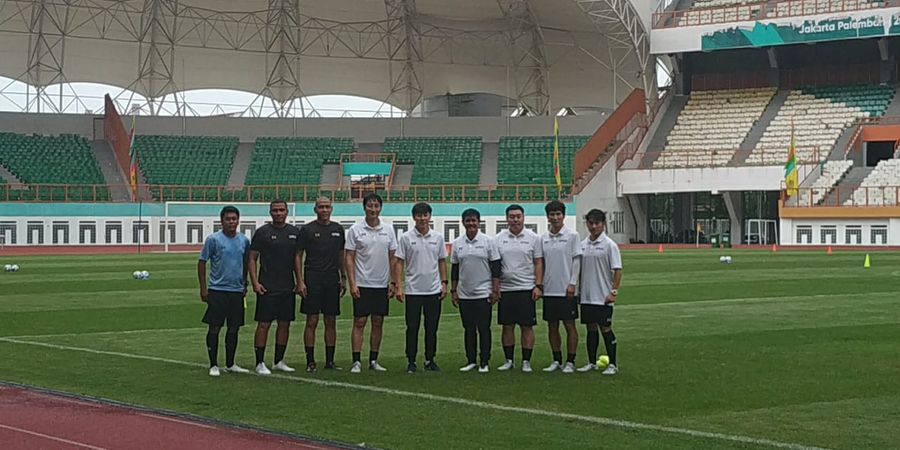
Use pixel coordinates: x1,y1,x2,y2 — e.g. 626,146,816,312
0,337,827,450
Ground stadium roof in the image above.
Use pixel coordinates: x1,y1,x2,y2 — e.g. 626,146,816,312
0,0,652,115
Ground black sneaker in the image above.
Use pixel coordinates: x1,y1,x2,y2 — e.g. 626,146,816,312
324,362,341,371
424,360,441,372
306,362,317,373
406,362,417,374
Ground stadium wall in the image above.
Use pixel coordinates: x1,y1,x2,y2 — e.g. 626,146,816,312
0,202,575,247
0,112,605,143
779,218,900,246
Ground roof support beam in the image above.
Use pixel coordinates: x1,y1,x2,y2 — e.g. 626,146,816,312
384,0,422,115
25,0,67,113
256,0,306,118
133,0,179,115
497,0,549,115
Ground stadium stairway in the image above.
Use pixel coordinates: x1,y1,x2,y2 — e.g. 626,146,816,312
356,142,384,153
880,84,900,116
642,94,688,168
820,166,872,205
391,165,414,187
320,164,340,186
90,140,131,201
479,142,499,186
226,142,254,189
830,125,860,162
731,90,789,165
0,163,24,188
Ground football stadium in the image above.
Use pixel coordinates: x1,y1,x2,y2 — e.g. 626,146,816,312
1,0,899,448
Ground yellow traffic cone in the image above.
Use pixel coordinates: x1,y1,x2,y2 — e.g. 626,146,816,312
864,254,870,268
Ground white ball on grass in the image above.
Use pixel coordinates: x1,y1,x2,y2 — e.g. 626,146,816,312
133,270,142,279
3,264,10,272
11,264,19,272
140,270,150,280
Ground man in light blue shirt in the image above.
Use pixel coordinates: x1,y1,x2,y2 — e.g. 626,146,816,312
199,206,251,377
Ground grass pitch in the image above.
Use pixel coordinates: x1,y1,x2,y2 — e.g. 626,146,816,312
1,250,898,449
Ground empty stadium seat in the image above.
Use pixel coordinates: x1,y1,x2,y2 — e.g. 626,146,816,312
245,137,353,186
844,159,900,206
497,136,587,187
0,133,105,186
137,136,238,198
797,159,853,206
383,137,482,185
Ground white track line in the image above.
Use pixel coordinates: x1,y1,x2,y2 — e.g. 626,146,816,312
0,336,827,450
0,423,109,450
137,413,217,430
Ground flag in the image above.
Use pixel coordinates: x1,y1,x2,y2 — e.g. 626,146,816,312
128,116,138,201
553,116,562,196
784,119,798,197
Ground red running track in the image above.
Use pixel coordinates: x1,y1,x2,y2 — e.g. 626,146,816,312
0,385,344,450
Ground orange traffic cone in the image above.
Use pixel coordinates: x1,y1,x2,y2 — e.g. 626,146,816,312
827,246,832,255
771,244,777,253
657,244,664,254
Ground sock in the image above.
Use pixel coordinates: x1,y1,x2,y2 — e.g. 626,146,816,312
522,348,533,362
369,350,379,363
352,351,361,363
566,352,576,364
274,344,287,365
255,346,265,365
326,346,335,364
602,330,618,366
587,330,600,365
552,350,562,363
206,331,218,368
305,346,315,364
503,345,514,361
224,331,238,367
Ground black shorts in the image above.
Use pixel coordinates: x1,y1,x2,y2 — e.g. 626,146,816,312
580,304,613,327
353,287,389,318
254,291,296,323
543,296,579,322
202,289,245,328
300,274,342,316
498,290,536,326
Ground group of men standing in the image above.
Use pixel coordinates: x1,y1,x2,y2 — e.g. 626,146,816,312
198,195,622,377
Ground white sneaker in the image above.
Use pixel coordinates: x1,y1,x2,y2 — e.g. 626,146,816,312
255,362,271,375
459,363,478,372
208,366,220,377
225,364,250,374
369,361,388,372
601,364,618,376
478,364,490,373
272,361,296,373
497,360,515,371
521,360,532,373
561,362,575,374
542,361,561,372
350,361,362,373
577,363,598,372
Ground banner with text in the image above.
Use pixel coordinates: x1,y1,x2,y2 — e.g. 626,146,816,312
651,7,900,54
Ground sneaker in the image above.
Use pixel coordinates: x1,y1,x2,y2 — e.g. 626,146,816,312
350,361,362,373
561,362,576,374
543,361,562,372
406,362,417,374
272,361,296,373
208,366,220,377
521,360,532,373
576,363,598,372
478,364,490,373
324,362,342,371
424,361,441,372
369,361,388,372
497,360,515,371
459,363,478,372
305,362,317,373
601,364,618,376
255,362,272,375
225,364,250,374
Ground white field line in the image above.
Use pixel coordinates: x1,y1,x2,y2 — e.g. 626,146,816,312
4,290,895,341
0,337,828,450
0,423,109,450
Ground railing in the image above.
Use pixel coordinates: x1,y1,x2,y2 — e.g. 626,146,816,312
622,147,823,170
0,183,571,203
653,0,890,29
783,185,900,207
573,89,646,188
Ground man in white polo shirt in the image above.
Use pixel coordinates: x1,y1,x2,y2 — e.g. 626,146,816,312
394,202,448,374
450,208,501,373
577,208,622,375
539,200,581,374
496,204,544,372
344,192,398,373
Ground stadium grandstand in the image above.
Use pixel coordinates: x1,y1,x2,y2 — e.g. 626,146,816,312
0,0,898,249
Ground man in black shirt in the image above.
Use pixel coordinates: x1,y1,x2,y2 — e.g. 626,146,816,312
297,197,346,372
249,199,302,375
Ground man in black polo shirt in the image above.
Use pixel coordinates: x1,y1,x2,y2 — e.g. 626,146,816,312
297,197,346,372
249,199,302,375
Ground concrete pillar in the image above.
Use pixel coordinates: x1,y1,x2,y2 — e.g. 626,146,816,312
723,191,744,244
672,192,693,243
626,194,649,243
